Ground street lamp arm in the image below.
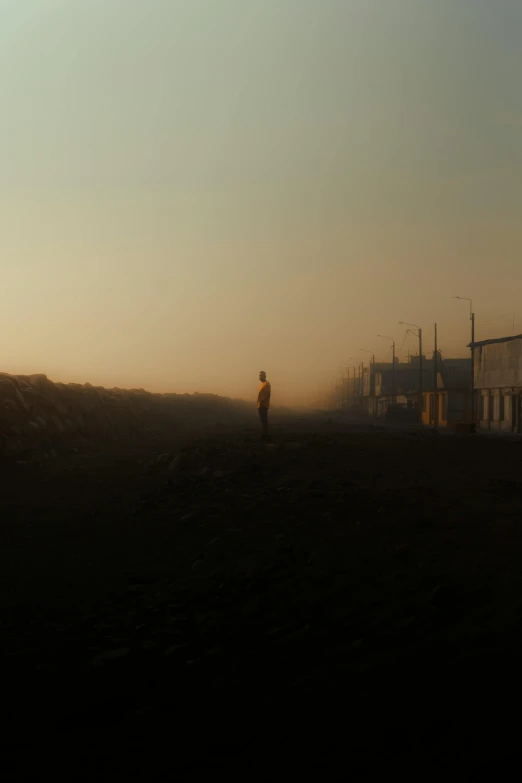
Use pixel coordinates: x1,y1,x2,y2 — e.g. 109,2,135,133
453,296,473,317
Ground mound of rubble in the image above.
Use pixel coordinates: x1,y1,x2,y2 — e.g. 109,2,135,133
0,372,252,460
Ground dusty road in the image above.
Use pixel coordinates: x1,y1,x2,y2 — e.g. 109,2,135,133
3,415,522,762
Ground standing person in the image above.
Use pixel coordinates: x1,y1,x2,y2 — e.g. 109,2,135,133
257,371,271,440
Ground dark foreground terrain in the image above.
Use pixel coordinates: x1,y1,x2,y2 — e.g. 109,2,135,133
3,415,522,763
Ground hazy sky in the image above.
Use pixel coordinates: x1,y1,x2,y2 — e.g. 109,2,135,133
1,0,521,405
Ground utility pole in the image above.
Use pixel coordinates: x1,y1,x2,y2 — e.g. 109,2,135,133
392,342,396,402
454,297,475,431
361,349,376,416
377,335,396,403
345,364,355,408
348,358,359,407
338,365,345,410
419,328,423,425
372,354,376,415
372,354,375,415
471,310,475,429
433,324,439,429
399,321,423,426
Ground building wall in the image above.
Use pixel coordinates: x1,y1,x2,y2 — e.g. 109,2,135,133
421,391,470,428
479,389,517,433
474,339,522,389
473,339,522,433
421,393,444,426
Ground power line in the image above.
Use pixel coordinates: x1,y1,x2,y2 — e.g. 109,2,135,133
398,329,412,352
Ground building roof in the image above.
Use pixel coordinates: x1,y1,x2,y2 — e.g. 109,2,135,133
439,368,471,390
443,358,471,367
469,334,522,348
377,367,429,394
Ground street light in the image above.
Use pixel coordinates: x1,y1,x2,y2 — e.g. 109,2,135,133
335,365,347,411
345,364,356,407
399,321,423,425
453,296,475,429
349,357,363,398
361,349,376,416
377,335,396,402
345,362,356,380
338,365,349,410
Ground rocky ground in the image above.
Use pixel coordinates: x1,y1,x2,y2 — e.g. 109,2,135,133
3,414,522,763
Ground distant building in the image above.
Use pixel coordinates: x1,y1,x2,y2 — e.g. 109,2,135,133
337,375,360,410
342,353,474,423
362,362,395,415
421,358,471,429
374,356,433,418
472,334,522,433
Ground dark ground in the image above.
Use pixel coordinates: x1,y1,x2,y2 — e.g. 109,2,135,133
3,414,522,764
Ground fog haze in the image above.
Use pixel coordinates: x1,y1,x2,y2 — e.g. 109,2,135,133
2,0,521,405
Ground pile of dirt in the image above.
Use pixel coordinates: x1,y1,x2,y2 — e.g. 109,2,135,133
0,372,252,460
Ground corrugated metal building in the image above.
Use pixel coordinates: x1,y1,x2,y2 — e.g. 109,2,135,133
472,334,522,433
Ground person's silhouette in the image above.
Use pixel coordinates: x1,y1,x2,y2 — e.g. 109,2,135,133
257,371,271,440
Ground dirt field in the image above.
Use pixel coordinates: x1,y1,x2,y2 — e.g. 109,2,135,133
3,414,522,762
